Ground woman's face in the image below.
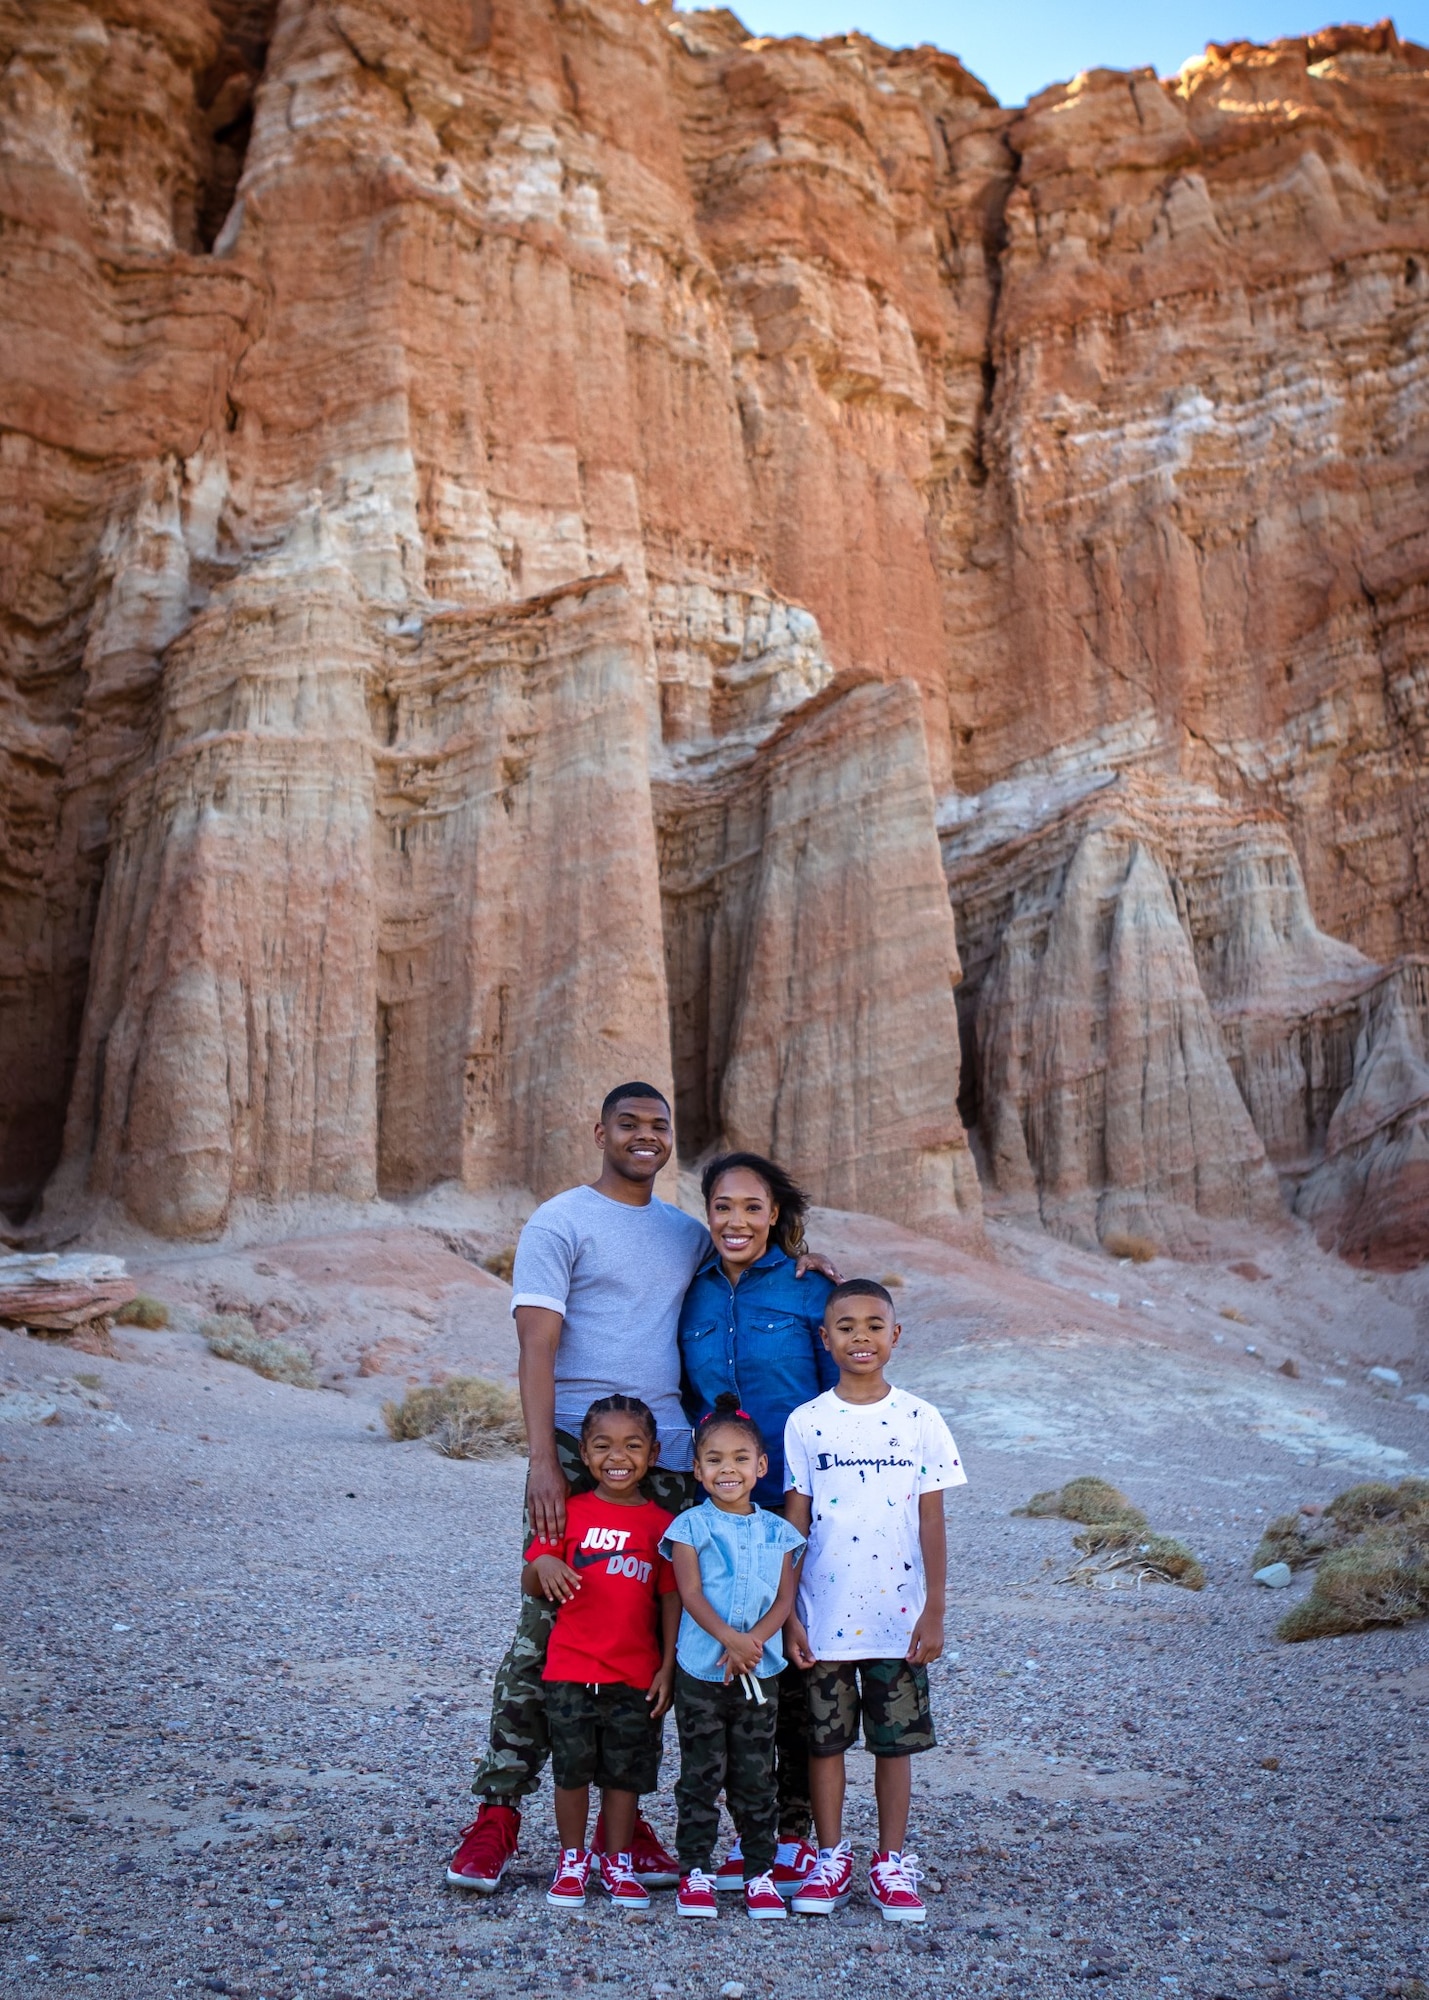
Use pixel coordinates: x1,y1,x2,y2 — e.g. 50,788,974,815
707,1168,777,1274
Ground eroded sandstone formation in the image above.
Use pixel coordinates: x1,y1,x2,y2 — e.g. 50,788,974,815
2,0,1426,1263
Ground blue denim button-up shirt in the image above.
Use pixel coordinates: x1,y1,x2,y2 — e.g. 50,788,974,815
660,1501,807,1681
678,1245,838,1508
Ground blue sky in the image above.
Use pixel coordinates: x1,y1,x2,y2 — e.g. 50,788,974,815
682,0,1429,106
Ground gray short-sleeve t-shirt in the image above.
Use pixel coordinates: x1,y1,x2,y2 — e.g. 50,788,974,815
510,1185,710,1470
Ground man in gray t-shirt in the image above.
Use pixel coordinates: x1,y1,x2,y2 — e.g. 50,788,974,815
511,1181,707,1475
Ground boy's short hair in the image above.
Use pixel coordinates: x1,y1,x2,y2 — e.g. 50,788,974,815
824,1278,896,1316
599,1081,670,1124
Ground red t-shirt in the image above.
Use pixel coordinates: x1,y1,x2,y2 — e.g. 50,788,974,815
528,1493,677,1688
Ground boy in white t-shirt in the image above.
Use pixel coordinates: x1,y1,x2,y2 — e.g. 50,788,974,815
782,1280,966,1924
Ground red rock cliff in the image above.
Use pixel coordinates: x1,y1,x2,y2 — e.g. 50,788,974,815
1,1,1425,1262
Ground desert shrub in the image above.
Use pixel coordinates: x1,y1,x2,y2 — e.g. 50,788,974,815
482,1246,515,1284
116,1293,170,1328
1254,1478,1429,1574
1277,1521,1429,1641
1017,1475,1147,1529
383,1376,524,1456
1072,1525,1206,1590
1102,1231,1158,1263
201,1314,316,1388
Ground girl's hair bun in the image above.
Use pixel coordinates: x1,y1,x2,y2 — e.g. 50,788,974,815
694,1393,765,1454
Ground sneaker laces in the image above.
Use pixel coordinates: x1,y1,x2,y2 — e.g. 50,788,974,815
872,1850,922,1895
746,1869,779,1896
807,1839,852,1885
604,1851,640,1888
682,1868,715,1893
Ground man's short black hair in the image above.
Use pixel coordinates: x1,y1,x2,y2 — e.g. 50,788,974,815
824,1277,896,1316
599,1081,671,1125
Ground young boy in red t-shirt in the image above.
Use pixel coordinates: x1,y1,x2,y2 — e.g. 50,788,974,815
522,1394,679,1912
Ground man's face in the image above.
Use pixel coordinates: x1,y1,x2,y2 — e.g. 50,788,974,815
595,1096,673,1184
822,1294,900,1375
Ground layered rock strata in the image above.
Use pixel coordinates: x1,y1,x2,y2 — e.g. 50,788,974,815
2,0,1426,1265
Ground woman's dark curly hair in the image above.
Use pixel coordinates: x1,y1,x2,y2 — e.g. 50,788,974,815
700,1150,808,1257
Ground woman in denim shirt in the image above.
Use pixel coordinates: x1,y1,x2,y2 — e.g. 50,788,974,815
678,1151,838,1894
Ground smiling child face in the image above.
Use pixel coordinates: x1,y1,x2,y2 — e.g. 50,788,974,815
821,1293,901,1378
693,1425,767,1512
580,1415,657,1500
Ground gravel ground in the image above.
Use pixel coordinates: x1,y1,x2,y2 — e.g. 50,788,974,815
2,1219,1427,2000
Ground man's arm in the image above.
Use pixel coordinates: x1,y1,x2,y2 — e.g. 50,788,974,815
907,1490,947,1665
515,1304,568,1541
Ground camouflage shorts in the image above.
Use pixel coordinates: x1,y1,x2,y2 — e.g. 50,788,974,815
544,1680,663,1795
806,1658,935,1759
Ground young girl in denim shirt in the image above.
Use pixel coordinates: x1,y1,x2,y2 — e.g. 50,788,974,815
660,1395,805,1921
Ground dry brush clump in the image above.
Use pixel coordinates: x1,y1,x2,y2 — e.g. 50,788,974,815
1255,1479,1429,1642
1017,1476,1204,1589
1017,1475,1148,1529
1101,1231,1159,1263
200,1314,317,1388
115,1293,170,1328
382,1376,525,1459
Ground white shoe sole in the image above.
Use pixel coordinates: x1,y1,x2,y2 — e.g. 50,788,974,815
746,1906,787,1920
446,1868,505,1892
877,1903,927,1923
676,1904,719,1919
545,1892,587,1911
791,1892,850,1915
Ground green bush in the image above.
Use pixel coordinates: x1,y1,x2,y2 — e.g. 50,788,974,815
201,1314,316,1389
382,1376,524,1457
115,1294,170,1329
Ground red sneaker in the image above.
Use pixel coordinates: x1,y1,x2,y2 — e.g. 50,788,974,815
546,1848,593,1911
675,1868,719,1919
770,1838,818,1898
715,1837,744,1892
598,1851,652,1912
868,1849,926,1923
791,1839,853,1914
744,1869,787,1920
593,1807,679,1888
446,1803,520,1892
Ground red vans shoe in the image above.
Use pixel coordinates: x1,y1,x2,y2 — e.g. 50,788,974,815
446,1804,520,1892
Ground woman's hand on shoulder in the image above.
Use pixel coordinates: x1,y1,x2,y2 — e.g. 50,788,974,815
793,1248,842,1284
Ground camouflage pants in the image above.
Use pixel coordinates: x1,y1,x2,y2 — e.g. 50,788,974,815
471,1431,695,1802
672,1666,780,1878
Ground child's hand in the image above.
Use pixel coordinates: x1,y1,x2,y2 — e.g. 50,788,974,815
719,1630,764,1680
783,1614,816,1671
646,1663,675,1721
906,1606,944,1665
529,1554,582,1603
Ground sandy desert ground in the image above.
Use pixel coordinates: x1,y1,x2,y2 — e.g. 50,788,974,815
2,1198,1426,2000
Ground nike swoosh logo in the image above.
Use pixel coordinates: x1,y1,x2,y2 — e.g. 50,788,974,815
571,1548,610,1570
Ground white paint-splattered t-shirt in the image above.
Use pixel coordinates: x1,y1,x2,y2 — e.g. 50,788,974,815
784,1386,965,1661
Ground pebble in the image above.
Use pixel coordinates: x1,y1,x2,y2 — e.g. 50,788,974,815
1367,1366,1402,1387
718,1984,745,1997
1253,1562,1294,1588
